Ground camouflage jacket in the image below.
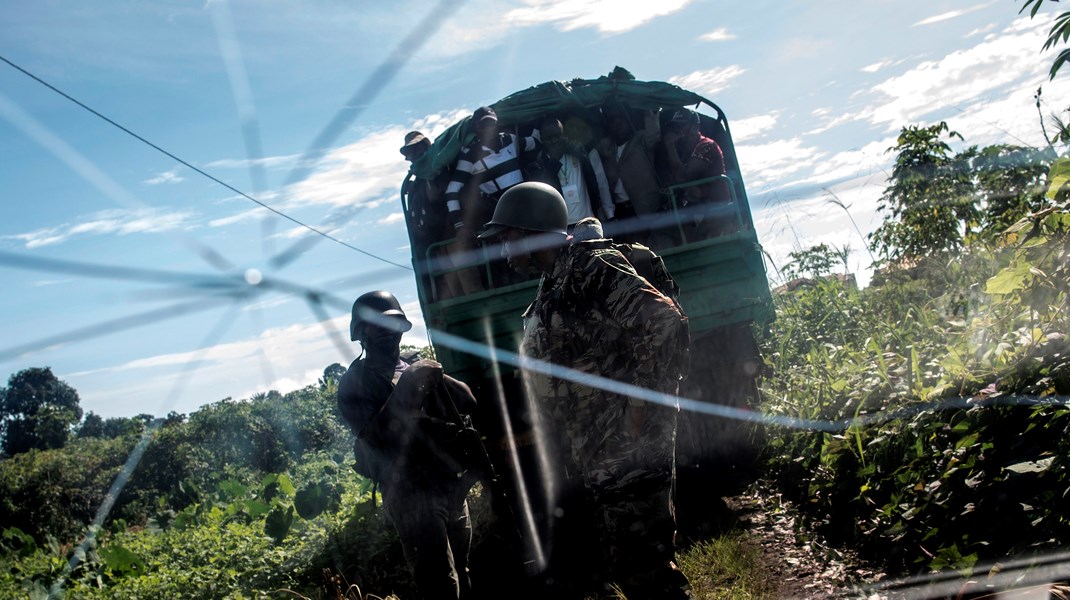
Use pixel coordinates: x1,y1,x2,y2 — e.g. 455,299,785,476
519,239,689,459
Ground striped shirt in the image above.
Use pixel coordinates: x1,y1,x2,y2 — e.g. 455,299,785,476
444,132,539,224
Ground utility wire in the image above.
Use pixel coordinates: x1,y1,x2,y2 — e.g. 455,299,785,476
0,54,411,271
267,0,468,269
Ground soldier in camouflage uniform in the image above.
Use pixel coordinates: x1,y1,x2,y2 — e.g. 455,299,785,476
480,183,692,599
337,291,478,600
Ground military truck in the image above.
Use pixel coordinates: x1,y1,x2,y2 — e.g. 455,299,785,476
400,67,772,535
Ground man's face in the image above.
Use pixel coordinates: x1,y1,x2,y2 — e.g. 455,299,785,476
476,119,498,145
499,228,536,275
684,122,701,145
361,322,403,356
542,122,565,160
608,115,631,144
402,144,427,163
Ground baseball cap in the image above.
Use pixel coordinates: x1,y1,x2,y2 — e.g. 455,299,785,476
670,108,700,126
473,106,498,124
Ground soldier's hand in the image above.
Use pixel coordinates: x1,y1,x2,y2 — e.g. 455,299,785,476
401,359,444,391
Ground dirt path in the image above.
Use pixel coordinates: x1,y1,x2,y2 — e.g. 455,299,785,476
725,490,886,599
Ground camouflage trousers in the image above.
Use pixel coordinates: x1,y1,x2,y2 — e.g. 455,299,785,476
383,477,473,600
558,402,692,600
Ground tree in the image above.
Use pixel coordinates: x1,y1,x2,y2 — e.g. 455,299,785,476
319,363,346,390
163,411,186,427
869,122,977,264
101,416,146,439
0,367,83,455
962,144,1052,234
783,243,850,281
77,411,105,439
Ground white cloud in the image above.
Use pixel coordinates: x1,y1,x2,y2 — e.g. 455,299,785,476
240,295,293,313
377,212,405,225
424,0,696,62
863,17,1048,129
143,167,185,185
281,108,467,211
204,154,300,170
70,297,429,416
799,138,894,187
668,66,745,97
209,206,273,228
967,23,997,38
505,0,694,34
752,179,884,287
201,108,469,237
698,27,735,42
807,17,1053,137
913,4,991,27
2,208,199,249
729,113,778,142
861,60,892,74
736,137,825,189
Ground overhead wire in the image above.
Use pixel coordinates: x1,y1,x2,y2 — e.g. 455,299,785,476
266,0,468,269
0,89,236,273
0,53,411,271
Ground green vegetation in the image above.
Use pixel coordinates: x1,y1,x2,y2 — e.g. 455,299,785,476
0,367,83,455
3,7,1070,599
0,382,429,599
759,108,1070,577
677,532,776,600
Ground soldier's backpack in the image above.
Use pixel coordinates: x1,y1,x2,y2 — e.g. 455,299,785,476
339,357,481,485
613,241,681,307
614,242,691,382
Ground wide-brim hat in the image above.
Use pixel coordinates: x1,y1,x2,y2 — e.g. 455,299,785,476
399,131,429,154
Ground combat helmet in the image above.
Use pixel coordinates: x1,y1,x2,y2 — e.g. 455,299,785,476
350,290,412,342
478,182,568,239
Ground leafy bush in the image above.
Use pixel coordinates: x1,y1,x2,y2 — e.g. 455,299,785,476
759,197,1070,574
0,436,134,542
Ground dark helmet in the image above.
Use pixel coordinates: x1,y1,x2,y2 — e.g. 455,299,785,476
350,290,412,342
478,182,568,239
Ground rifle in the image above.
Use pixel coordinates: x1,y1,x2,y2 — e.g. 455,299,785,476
435,382,541,576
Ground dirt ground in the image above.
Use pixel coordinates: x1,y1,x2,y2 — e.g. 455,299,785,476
718,490,1070,600
723,490,886,599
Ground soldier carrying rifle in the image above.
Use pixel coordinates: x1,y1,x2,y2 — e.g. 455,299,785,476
336,291,482,600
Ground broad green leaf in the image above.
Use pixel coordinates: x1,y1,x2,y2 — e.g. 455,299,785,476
217,479,247,500
99,545,147,577
295,483,330,520
244,500,270,519
1005,457,1054,474
264,504,295,543
276,474,297,497
1045,157,1070,200
985,263,1032,295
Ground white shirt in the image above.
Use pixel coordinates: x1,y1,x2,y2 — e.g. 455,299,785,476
558,154,593,225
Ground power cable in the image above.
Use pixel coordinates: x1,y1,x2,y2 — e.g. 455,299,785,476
0,53,411,271
267,0,468,269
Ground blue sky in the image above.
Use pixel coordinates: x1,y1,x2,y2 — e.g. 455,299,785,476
1,0,1067,418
